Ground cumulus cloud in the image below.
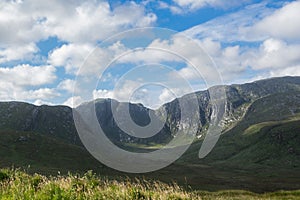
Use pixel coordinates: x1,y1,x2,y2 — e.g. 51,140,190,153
117,34,222,84
245,38,300,70
158,88,176,103
174,66,200,80
92,70,200,108
49,41,127,75
48,43,94,74
93,80,143,102
22,88,59,100
93,83,187,109
198,37,300,81
183,1,300,83
0,86,59,101
93,89,114,100
57,79,75,93
63,96,84,108
0,64,58,101
2,0,300,107
173,38,247,82
0,64,56,86
0,0,156,64
0,43,38,64
0,0,156,44
45,1,156,43
269,65,300,77
33,99,55,106
0,0,47,45
251,1,300,41
93,80,171,108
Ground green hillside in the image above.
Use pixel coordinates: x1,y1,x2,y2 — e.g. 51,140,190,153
0,76,299,193
0,130,109,175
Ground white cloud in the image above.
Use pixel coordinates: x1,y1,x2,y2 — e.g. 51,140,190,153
33,99,55,106
245,38,300,70
63,96,84,108
158,85,197,105
172,0,253,12
197,37,300,81
184,2,274,42
2,0,299,107
173,0,214,10
0,64,58,101
93,83,185,109
159,88,176,103
194,36,300,81
93,89,115,100
269,65,300,77
93,80,167,108
157,1,184,14
251,1,300,41
217,45,246,72
199,38,221,55
92,73,200,108
57,79,75,93
0,0,156,65
0,86,59,101
48,1,156,43
18,88,59,100
93,80,143,102
0,0,47,45
117,35,221,82
185,1,300,42
48,43,94,74
0,0,157,44
49,41,127,75
183,1,300,83
0,43,38,64
176,66,200,80
182,38,247,81
0,64,56,86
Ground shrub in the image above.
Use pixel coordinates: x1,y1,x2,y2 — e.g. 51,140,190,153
0,171,9,181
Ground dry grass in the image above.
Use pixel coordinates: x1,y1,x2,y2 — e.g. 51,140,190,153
0,168,299,200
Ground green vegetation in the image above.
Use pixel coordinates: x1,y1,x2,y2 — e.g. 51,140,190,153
0,168,299,200
0,130,107,175
0,77,300,195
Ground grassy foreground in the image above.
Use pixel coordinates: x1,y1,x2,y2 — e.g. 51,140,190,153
0,169,299,200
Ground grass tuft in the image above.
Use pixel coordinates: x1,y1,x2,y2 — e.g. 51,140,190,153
0,168,299,200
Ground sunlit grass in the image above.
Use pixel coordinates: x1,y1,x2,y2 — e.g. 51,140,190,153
0,168,299,200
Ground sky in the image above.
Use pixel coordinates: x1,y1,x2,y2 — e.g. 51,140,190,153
0,0,300,108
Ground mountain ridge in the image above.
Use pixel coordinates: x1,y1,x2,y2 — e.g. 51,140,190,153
0,76,300,191
0,76,300,145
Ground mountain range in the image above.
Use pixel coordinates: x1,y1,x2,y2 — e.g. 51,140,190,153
0,76,299,192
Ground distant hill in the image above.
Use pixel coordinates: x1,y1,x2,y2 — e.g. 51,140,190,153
0,76,299,191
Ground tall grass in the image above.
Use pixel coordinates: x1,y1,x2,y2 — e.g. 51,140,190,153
0,168,299,200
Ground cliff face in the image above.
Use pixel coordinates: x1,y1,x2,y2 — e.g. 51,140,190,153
161,76,300,139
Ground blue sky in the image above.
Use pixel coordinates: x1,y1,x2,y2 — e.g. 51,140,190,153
0,0,299,108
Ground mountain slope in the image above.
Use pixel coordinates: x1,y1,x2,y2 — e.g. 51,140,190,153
0,130,108,174
180,90,300,165
0,76,299,191
0,102,80,145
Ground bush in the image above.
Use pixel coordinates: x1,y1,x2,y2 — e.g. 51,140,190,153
0,171,9,181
